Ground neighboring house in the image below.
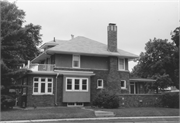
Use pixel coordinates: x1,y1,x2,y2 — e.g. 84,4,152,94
18,23,155,107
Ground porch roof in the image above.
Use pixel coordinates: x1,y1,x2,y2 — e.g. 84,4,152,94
129,78,156,82
54,70,95,76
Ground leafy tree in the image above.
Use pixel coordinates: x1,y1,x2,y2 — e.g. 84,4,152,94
1,1,42,88
131,38,179,91
171,27,179,47
170,27,179,89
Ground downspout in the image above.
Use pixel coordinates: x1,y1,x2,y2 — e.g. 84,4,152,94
55,73,60,106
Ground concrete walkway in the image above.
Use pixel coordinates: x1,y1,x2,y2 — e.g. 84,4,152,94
1,116,179,123
95,110,115,117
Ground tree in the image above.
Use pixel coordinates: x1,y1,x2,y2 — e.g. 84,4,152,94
131,38,179,90
171,27,179,47
171,27,179,89
1,1,42,88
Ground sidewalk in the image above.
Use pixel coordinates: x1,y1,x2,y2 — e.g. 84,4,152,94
1,116,179,123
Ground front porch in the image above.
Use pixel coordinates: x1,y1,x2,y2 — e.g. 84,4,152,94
129,78,156,94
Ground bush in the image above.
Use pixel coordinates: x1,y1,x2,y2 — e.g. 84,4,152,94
161,92,179,108
92,89,120,109
1,95,16,110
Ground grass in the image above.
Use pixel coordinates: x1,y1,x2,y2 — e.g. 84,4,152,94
0,107,179,121
99,107,179,117
0,107,95,121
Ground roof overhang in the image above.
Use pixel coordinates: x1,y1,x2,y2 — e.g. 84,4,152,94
54,70,95,76
46,50,138,60
27,71,57,75
40,43,58,49
31,52,51,63
130,78,156,82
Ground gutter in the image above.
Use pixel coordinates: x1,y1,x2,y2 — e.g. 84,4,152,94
55,73,60,106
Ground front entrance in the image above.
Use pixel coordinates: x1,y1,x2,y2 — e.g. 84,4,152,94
130,82,135,94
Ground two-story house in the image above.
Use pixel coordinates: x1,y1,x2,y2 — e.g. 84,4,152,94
19,23,141,107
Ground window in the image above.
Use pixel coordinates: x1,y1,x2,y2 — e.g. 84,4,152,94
67,79,72,90
121,80,126,89
118,58,125,70
82,79,87,90
72,55,80,68
75,79,80,90
66,77,88,91
33,77,53,94
97,79,104,89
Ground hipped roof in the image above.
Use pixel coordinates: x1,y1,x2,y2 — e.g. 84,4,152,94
32,36,138,63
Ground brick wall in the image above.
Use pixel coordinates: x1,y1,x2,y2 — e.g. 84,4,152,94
26,75,56,107
107,57,121,93
118,94,162,107
107,23,117,52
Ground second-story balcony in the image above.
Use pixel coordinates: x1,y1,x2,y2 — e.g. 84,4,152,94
27,64,55,72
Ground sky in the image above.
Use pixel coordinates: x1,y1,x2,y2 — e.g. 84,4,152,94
9,0,179,71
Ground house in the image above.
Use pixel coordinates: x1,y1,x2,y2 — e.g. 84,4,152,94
18,23,155,107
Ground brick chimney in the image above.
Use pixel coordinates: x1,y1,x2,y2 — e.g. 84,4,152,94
107,23,117,52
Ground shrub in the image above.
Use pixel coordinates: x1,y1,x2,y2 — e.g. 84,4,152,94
1,95,15,110
92,89,120,108
161,92,179,108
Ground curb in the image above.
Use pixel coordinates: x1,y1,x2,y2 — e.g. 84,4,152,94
1,116,180,123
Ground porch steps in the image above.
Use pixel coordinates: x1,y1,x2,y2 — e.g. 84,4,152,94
94,110,115,117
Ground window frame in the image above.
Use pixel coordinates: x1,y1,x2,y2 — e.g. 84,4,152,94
33,77,53,95
66,77,88,92
97,79,104,89
72,55,80,68
118,58,125,70
121,80,126,89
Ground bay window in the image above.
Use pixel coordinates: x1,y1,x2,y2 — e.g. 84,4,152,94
66,77,88,91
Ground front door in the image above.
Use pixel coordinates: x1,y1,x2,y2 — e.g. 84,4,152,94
130,82,135,94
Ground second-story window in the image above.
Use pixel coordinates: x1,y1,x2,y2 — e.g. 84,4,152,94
72,55,80,68
118,58,125,70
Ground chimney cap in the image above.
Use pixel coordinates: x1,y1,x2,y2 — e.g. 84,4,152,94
109,23,116,25
71,34,74,39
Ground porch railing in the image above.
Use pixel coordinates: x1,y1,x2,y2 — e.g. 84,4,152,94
29,64,55,71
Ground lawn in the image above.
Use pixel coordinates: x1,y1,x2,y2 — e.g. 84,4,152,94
100,107,179,117
0,107,179,121
0,107,95,121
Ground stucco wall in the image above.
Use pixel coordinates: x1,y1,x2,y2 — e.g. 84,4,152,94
81,55,108,69
54,54,130,70
55,54,72,68
62,75,90,102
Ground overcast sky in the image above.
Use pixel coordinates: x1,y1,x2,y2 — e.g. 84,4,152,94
10,0,179,71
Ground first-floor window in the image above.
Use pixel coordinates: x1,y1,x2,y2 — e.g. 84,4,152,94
82,79,87,90
75,79,80,90
33,77,53,94
121,80,126,89
97,79,104,89
67,79,72,90
66,77,88,91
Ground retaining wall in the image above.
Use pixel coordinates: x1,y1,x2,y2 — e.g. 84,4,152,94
118,94,162,107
